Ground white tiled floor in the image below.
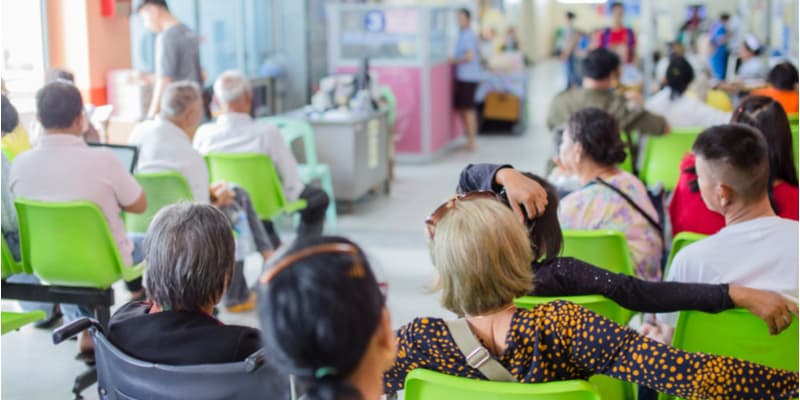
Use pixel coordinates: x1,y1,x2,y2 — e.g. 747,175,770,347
0,60,565,399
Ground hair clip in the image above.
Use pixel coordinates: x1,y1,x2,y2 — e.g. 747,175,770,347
315,366,338,379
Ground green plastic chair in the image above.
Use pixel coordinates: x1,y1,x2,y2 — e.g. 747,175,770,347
659,309,799,400
515,295,635,400
380,86,398,127
205,153,307,221
403,368,602,400
124,172,193,233
259,117,336,228
15,199,144,287
561,230,635,276
1,237,46,335
664,232,706,278
618,145,634,174
788,113,799,126
640,129,702,191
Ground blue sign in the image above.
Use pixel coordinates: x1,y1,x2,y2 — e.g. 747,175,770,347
364,10,385,33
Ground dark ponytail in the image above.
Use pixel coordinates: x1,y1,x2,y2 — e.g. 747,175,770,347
258,236,385,400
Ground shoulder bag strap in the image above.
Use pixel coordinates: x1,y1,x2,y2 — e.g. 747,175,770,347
445,319,517,382
593,177,663,234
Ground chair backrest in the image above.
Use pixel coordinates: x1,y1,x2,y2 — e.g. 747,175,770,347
15,199,126,288
640,129,701,191
205,153,287,221
672,309,798,371
664,231,707,277
92,328,288,400
403,369,601,400
124,172,194,233
260,116,318,166
561,230,635,276
515,295,632,325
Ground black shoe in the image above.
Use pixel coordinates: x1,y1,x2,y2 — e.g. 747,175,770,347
34,307,63,330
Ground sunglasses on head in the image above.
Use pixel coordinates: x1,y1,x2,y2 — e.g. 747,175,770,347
425,191,501,239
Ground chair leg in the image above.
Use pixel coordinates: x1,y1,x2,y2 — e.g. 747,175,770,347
320,173,337,228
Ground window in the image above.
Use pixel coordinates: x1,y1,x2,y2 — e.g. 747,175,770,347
1,0,47,114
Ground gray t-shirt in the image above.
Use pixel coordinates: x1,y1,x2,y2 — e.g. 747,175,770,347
155,24,202,84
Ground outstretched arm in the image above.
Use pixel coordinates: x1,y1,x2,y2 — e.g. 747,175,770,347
550,301,798,399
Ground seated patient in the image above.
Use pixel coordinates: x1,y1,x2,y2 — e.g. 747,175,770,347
10,82,147,352
108,203,261,365
195,70,329,242
751,62,799,114
383,195,798,398
458,163,796,334
670,96,798,235
129,80,274,311
258,236,396,400
645,56,730,128
556,107,663,281
656,124,799,335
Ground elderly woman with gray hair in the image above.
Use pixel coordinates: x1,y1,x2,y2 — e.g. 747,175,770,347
128,81,273,312
107,203,261,364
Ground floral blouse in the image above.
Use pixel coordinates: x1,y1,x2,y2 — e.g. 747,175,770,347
558,171,663,281
384,301,798,399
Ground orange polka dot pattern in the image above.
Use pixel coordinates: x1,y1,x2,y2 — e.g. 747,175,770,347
383,301,799,399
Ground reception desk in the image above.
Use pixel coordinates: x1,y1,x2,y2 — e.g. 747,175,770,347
282,108,391,205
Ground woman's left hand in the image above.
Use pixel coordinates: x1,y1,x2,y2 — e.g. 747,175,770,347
495,168,548,220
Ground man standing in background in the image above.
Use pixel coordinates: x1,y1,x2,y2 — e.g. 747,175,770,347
134,0,203,119
450,8,482,151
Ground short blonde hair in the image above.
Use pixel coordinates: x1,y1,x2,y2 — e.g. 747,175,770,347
428,197,533,316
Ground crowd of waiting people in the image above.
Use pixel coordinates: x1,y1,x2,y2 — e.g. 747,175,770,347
1,25,799,400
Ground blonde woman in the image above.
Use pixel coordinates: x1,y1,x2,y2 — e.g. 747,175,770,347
383,194,798,398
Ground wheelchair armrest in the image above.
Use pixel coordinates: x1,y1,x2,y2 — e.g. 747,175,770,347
52,317,103,345
244,349,266,372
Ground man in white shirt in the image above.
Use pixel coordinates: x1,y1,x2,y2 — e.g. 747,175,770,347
129,81,273,312
10,82,148,352
649,124,798,340
195,70,329,242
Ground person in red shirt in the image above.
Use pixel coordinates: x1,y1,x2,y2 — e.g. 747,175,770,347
670,96,799,236
597,2,636,64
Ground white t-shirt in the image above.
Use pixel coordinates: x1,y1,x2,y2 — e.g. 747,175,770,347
660,216,799,324
194,113,304,201
128,117,210,203
736,57,769,81
645,89,731,129
9,134,143,265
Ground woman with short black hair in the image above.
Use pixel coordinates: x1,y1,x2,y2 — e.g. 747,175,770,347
258,236,396,400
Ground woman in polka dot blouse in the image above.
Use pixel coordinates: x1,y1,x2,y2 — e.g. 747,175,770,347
383,196,798,399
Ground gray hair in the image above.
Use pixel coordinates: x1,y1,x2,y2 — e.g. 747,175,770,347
159,80,202,119
143,202,235,311
213,70,251,105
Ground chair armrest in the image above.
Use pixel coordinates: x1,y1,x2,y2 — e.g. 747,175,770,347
52,317,101,344
121,261,146,282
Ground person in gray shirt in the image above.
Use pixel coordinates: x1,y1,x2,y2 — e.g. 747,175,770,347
135,0,203,118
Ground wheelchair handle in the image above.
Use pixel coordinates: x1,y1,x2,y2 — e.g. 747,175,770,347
52,317,102,345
